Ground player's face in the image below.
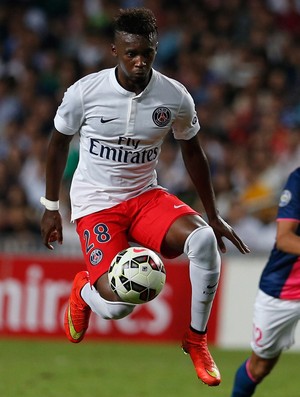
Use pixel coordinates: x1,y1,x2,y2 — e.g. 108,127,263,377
112,32,158,91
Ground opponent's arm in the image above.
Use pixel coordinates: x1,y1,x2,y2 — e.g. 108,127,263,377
41,129,73,250
179,133,249,254
276,220,300,255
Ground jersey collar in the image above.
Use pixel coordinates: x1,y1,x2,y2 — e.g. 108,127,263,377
110,67,156,97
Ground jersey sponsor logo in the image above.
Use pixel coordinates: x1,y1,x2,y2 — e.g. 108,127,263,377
90,248,103,266
174,204,185,209
152,107,171,127
100,117,118,123
192,115,198,125
279,189,292,207
118,137,140,149
89,138,159,164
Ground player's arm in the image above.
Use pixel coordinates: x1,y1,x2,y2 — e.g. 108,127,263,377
276,219,300,255
41,129,73,250
179,133,249,254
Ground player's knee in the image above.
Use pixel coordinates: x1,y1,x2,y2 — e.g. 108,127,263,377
184,226,220,270
102,299,135,320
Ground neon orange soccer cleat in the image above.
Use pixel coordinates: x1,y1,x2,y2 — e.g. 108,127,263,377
182,328,221,386
64,271,91,343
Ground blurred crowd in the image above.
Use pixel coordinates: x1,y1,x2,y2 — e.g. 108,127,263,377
1,0,300,253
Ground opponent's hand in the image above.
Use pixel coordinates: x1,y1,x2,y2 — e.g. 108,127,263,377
40,210,63,250
209,215,250,254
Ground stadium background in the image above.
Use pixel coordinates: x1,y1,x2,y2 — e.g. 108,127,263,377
0,0,300,349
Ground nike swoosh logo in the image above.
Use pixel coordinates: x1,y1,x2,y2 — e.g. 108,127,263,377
133,248,146,253
206,367,220,378
68,305,84,341
207,282,218,289
100,117,118,123
174,204,185,209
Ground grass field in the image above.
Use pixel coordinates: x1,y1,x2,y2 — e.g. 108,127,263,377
0,338,299,397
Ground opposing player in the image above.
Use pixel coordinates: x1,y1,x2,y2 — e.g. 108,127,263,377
230,167,300,396
40,8,249,387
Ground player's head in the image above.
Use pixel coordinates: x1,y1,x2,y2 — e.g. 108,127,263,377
111,8,158,88
113,8,158,42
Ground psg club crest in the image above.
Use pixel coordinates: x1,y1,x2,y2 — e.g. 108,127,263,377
152,107,171,127
90,249,103,266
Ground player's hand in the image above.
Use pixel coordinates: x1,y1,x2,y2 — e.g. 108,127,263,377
209,215,250,254
40,210,63,250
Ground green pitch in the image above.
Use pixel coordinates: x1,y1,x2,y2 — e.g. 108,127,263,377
0,339,298,397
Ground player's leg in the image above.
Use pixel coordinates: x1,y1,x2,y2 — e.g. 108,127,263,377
231,353,279,397
81,272,136,319
128,191,220,327
64,207,136,343
162,214,221,386
231,289,299,396
248,351,279,382
127,189,221,385
164,215,221,331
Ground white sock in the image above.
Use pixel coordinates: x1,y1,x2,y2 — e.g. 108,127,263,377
184,226,221,332
81,283,136,320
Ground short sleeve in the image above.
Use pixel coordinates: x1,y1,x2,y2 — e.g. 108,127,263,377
172,86,200,140
277,168,300,221
54,82,84,135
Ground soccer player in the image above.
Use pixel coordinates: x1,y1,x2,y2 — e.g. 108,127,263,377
230,167,300,396
40,8,249,387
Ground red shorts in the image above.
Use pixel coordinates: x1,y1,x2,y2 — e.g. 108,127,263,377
76,188,198,285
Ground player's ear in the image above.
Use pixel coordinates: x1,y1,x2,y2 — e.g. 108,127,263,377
111,44,117,57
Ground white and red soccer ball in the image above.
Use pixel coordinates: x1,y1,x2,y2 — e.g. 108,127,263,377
108,246,166,304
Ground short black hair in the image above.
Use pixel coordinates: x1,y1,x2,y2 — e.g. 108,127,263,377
113,8,158,38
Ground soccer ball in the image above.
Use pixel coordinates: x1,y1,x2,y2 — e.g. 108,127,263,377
108,246,166,304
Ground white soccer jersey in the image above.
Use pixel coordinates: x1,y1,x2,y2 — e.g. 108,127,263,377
54,67,200,221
